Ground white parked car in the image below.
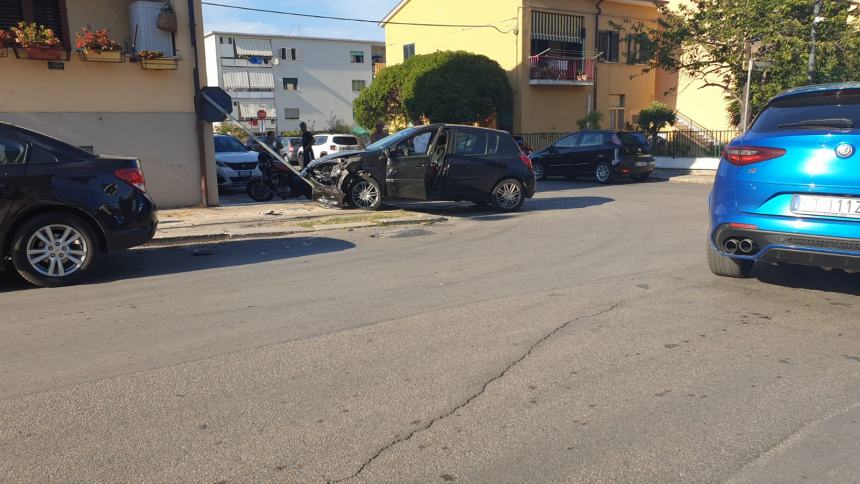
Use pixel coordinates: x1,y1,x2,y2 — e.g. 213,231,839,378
214,135,262,190
298,134,361,160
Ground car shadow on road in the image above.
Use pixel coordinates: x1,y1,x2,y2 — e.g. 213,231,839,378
392,196,614,220
752,263,860,296
0,236,355,292
534,178,665,193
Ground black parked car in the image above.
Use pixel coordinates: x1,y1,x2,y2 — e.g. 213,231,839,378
530,130,656,183
305,124,536,212
0,122,157,287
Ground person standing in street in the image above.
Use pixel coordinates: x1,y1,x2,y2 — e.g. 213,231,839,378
370,122,388,143
263,131,283,153
300,122,315,168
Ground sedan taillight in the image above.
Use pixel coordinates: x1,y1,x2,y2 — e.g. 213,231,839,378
115,167,147,192
724,146,786,166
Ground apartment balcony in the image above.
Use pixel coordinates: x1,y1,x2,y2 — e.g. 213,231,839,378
528,55,595,86
373,62,386,79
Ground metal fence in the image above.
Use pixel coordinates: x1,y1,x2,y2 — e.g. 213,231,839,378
516,129,741,158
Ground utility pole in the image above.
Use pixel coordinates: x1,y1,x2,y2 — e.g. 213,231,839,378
809,0,823,83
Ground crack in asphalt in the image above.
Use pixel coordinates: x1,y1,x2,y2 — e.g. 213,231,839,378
329,303,620,483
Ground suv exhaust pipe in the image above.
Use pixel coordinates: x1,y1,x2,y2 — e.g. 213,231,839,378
724,239,739,253
739,239,756,254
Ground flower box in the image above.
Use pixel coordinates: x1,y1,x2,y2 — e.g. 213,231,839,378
78,49,124,63
14,46,69,61
139,57,178,70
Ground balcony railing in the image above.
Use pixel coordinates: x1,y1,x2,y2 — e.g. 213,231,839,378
529,55,595,85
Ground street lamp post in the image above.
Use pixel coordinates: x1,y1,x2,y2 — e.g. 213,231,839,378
809,0,823,83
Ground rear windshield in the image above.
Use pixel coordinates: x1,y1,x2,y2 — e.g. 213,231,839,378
313,136,327,145
214,136,248,153
333,136,358,146
751,91,860,133
620,133,649,146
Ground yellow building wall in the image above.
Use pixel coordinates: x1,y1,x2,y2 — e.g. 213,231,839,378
660,0,735,130
0,0,217,208
384,0,665,134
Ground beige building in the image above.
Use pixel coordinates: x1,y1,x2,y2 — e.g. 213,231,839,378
381,0,732,135
0,0,217,208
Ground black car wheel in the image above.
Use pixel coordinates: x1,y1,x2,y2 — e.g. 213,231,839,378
247,180,275,202
11,213,99,287
490,178,525,212
532,160,546,181
349,175,382,211
594,161,615,184
706,237,753,278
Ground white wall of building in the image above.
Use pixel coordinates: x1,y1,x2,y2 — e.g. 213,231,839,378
205,32,384,134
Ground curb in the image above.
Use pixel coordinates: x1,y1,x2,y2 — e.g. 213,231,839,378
145,216,448,248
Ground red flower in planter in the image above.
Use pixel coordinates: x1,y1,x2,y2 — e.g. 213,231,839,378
11,21,61,49
75,27,121,52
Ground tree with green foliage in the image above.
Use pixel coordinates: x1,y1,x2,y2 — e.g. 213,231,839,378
215,123,249,143
576,111,604,130
353,63,408,130
637,101,676,145
637,0,860,126
354,51,512,128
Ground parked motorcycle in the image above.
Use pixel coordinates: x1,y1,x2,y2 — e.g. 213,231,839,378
246,153,312,202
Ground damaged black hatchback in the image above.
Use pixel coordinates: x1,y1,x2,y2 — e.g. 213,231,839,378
304,124,536,211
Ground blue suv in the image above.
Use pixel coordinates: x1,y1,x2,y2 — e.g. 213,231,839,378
708,82,860,277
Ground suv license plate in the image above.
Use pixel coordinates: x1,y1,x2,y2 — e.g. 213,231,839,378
792,195,860,219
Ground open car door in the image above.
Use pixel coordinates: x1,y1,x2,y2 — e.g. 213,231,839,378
385,127,440,200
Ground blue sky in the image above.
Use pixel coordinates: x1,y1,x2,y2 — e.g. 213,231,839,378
202,0,401,41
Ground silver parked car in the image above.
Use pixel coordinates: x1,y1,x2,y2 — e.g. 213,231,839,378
214,135,262,190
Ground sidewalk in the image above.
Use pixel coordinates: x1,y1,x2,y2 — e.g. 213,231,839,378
150,199,447,247
652,169,715,185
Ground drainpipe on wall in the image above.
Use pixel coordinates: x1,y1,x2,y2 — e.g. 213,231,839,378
593,0,604,113
188,0,210,207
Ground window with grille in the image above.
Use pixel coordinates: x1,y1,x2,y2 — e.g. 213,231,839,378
284,108,300,120
626,34,653,65
283,78,298,91
280,47,301,61
598,31,620,62
403,43,415,60
609,94,626,130
0,1,69,47
351,80,366,92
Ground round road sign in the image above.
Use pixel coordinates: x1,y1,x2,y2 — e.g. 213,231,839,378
257,109,268,120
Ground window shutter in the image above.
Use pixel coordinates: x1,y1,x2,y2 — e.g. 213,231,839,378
31,0,65,44
280,48,286,60
0,2,24,30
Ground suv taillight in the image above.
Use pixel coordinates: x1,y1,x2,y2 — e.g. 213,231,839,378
724,146,786,166
115,167,147,192
520,153,533,171
330,145,337,151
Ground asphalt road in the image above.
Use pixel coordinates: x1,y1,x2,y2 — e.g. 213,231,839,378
1,179,858,483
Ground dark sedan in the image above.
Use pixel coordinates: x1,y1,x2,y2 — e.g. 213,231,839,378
305,124,536,211
0,122,157,287
530,130,656,183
